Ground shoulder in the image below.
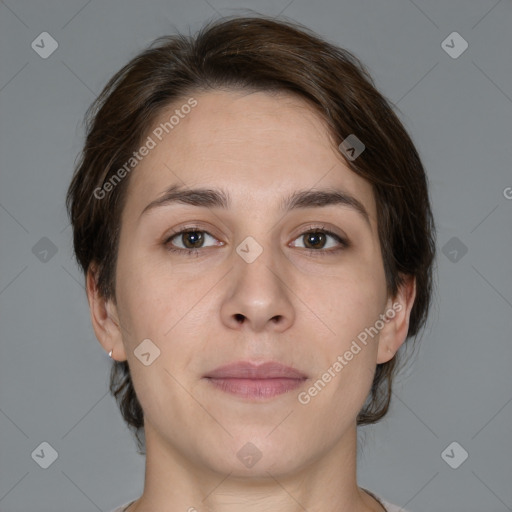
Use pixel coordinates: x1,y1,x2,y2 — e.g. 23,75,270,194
109,499,409,512
361,488,409,512
380,499,410,512
109,503,132,512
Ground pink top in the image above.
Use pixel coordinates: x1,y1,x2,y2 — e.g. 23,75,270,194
110,495,409,512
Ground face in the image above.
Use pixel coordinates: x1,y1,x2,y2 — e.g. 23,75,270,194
92,89,410,477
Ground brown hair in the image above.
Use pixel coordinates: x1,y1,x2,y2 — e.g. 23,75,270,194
66,14,436,453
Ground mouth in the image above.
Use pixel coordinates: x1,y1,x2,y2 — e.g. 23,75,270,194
203,361,308,401
205,377,306,400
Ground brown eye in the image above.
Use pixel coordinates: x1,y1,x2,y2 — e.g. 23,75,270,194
177,230,205,249
164,228,222,256
303,231,327,249
291,228,349,255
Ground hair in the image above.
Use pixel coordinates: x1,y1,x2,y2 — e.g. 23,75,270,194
66,14,436,454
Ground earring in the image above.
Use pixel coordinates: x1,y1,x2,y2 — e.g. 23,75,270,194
108,349,113,358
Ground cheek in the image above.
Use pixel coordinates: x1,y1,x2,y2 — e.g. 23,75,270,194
115,254,212,362
318,260,386,341
303,272,384,412
114,251,173,341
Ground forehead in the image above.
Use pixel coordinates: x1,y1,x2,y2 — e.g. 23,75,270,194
123,89,376,225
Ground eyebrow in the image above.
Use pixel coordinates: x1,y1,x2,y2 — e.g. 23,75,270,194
140,184,371,227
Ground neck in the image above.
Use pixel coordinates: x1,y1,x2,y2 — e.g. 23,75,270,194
125,421,386,512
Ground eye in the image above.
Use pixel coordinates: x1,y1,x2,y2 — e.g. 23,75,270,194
164,227,222,256
163,225,349,257
290,227,349,256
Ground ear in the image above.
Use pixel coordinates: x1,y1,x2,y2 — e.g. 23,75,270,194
377,274,416,364
86,263,127,361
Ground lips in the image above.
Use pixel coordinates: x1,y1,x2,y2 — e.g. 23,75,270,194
204,361,307,379
203,361,308,400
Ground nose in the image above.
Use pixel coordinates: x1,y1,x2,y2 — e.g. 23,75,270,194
220,242,295,333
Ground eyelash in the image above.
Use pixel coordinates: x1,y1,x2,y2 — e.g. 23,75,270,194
163,224,350,258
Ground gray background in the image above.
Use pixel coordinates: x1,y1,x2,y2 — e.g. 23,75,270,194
1,1,511,511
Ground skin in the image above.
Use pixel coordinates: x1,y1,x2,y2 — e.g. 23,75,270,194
87,89,416,512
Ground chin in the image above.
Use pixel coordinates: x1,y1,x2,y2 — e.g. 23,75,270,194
208,435,307,478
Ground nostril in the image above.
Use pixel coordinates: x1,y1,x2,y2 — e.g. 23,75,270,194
234,313,245,323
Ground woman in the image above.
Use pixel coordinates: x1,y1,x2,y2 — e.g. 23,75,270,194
66,15,435,512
